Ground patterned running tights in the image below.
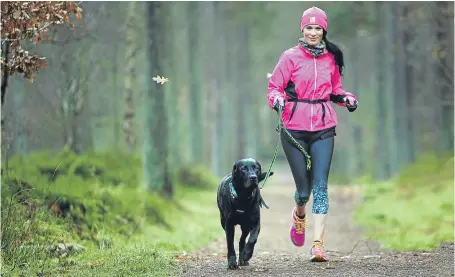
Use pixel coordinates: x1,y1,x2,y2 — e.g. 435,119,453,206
280,127,335,214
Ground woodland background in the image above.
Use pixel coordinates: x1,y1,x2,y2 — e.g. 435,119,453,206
1,1,453,276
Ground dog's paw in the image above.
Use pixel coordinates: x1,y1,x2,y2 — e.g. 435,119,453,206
227,256,239,270
243,242,255,261
239,259,250,266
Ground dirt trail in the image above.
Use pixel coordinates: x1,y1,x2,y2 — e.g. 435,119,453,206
176,164,454,277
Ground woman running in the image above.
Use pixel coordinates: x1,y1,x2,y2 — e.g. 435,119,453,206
267,6,358,262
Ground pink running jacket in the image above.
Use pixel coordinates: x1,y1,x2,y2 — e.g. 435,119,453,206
267,44,357,132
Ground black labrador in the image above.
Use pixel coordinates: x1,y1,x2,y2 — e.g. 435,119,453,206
216,158,274,270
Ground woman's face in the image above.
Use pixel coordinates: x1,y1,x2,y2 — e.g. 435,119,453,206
303,24,323,46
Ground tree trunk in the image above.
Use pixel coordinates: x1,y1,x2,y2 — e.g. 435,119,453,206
59,58,73,151
421,3,438,153
166,1,187,169
394,2,410,166
375,2,389,180
112,44,120,150
402,4,417,163
143,1,173,197
235,26,247,159
351,31,363,176
437,1,454,152
1,41,10,108
241,26,256,159
187,2,204,164
70,42,91,154
222,15,236,168
208,1,222,176
124,1,138,153
384,2,400,176
13,80,27,155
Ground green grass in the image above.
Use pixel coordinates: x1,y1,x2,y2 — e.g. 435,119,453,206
139,186,222,251
353,152,454,251
1,150,223,276
4,186,222,277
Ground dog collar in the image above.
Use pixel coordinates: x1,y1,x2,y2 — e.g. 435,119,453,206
228,182,245,213
229,181,270,210
229,181,257,200
228,181,238,199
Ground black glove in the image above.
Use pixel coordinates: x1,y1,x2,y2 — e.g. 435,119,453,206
345,98,358,112
273,96,284,112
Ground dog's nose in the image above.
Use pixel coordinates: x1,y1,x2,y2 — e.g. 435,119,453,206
249,175,258,181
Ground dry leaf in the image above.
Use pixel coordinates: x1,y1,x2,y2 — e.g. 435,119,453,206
0,1,82,80
152,75,169,85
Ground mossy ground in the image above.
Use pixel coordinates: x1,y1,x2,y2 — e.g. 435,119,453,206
3,150,453,275
1,150,223,276
353,152,454,251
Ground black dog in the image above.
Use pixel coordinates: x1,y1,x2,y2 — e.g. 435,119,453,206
216,158,274,270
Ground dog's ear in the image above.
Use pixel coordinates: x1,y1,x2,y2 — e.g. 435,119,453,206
255,160,262,173
259,171,274,182
232,162,239,181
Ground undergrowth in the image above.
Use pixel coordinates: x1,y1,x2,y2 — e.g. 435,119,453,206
1,150,222,276
353,152,454,251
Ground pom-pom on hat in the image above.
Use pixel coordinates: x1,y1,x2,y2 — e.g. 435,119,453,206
300,6,328,32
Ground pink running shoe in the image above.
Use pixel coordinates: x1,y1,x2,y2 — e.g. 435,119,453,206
310,240,329,262
289,207,306,247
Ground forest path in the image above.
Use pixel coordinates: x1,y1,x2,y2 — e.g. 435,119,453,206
175,164,454,277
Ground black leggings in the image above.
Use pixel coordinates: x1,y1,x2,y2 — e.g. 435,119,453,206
280,128,335,214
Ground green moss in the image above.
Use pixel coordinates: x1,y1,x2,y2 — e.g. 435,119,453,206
354,152,454,251
175,165,220,189
1,150,221,276
2,245,176,277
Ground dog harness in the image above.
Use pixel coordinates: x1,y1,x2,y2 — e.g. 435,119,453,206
229,181,269,210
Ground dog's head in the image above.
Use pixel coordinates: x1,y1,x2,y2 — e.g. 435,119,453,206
232,158,261,192
231,158,264,194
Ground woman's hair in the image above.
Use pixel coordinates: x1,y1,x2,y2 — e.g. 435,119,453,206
322,30,344,76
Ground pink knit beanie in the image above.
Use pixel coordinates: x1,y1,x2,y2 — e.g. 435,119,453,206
300,6,328,32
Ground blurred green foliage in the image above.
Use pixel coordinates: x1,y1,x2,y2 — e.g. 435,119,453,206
354,152,454,251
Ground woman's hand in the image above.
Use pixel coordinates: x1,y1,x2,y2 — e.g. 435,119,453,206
273,96,285,110
344,95,358,112
344,95,357,106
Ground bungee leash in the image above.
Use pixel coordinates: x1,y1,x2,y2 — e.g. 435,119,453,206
260,105,311,190
260,96,358,190
259,97,357,210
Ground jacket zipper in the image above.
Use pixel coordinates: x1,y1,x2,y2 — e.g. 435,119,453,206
311,57,317,131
